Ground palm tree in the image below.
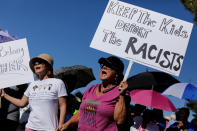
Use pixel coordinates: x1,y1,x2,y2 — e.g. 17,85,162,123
180,0,197,23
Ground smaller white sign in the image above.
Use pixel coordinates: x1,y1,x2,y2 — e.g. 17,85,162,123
90,0,193,76
0,38,34,89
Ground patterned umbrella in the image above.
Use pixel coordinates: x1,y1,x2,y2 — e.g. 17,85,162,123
163,83,197,101
0,29,16,43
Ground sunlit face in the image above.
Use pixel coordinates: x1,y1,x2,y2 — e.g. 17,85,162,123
33,60,48,75
100,65,117,83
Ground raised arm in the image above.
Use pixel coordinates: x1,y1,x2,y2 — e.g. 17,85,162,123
114,81,128,125
0,89,28,108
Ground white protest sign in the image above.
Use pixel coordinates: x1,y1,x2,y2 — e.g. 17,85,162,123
90,0,193,76
0,38,34,89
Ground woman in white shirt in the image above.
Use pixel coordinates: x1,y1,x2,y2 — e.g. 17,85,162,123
0,54,67,131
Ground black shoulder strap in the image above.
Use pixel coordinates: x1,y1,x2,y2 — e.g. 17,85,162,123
88,84,99,93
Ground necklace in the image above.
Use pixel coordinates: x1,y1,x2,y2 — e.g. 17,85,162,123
99,84,117,94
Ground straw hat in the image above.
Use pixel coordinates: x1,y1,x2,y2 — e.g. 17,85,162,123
29,54,53,73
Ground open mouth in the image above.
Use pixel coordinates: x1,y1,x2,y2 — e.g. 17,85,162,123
101,70,107,75
35,66,41,70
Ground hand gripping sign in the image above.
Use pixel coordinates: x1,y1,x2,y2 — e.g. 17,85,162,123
90,0,193,78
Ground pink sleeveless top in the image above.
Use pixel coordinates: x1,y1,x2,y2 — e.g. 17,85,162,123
78,84,120,131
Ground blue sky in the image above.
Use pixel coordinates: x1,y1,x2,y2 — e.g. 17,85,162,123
1,0,197,120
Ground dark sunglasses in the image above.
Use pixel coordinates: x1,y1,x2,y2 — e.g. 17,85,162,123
100,63,113,69
33,59,46,66
100,63,120,72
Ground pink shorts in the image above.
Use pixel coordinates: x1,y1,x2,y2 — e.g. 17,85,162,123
25,128,35,131
25,128,47,131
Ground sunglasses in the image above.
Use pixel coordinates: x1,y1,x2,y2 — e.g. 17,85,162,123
100,64,113,70
100,63,120,72
33,59,46,66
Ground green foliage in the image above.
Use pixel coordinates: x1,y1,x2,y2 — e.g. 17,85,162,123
180,0,197,23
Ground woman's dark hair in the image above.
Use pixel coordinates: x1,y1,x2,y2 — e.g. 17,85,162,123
141,109,153,129
176,107,190,121
115,73,124,85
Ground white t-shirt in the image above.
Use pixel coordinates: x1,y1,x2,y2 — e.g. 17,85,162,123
24,78,67,131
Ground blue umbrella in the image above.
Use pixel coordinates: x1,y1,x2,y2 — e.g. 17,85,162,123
162,83,197,101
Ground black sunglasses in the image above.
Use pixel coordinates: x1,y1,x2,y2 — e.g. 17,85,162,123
33,59,46,65
100,63,120,72
100,63,114,70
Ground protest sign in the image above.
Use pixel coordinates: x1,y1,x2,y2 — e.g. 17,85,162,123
0,38,34,89
90,0,193,76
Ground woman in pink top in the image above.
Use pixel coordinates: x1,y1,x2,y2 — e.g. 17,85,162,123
61,56,128,131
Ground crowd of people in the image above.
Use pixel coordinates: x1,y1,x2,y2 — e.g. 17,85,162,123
0,53,196,131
